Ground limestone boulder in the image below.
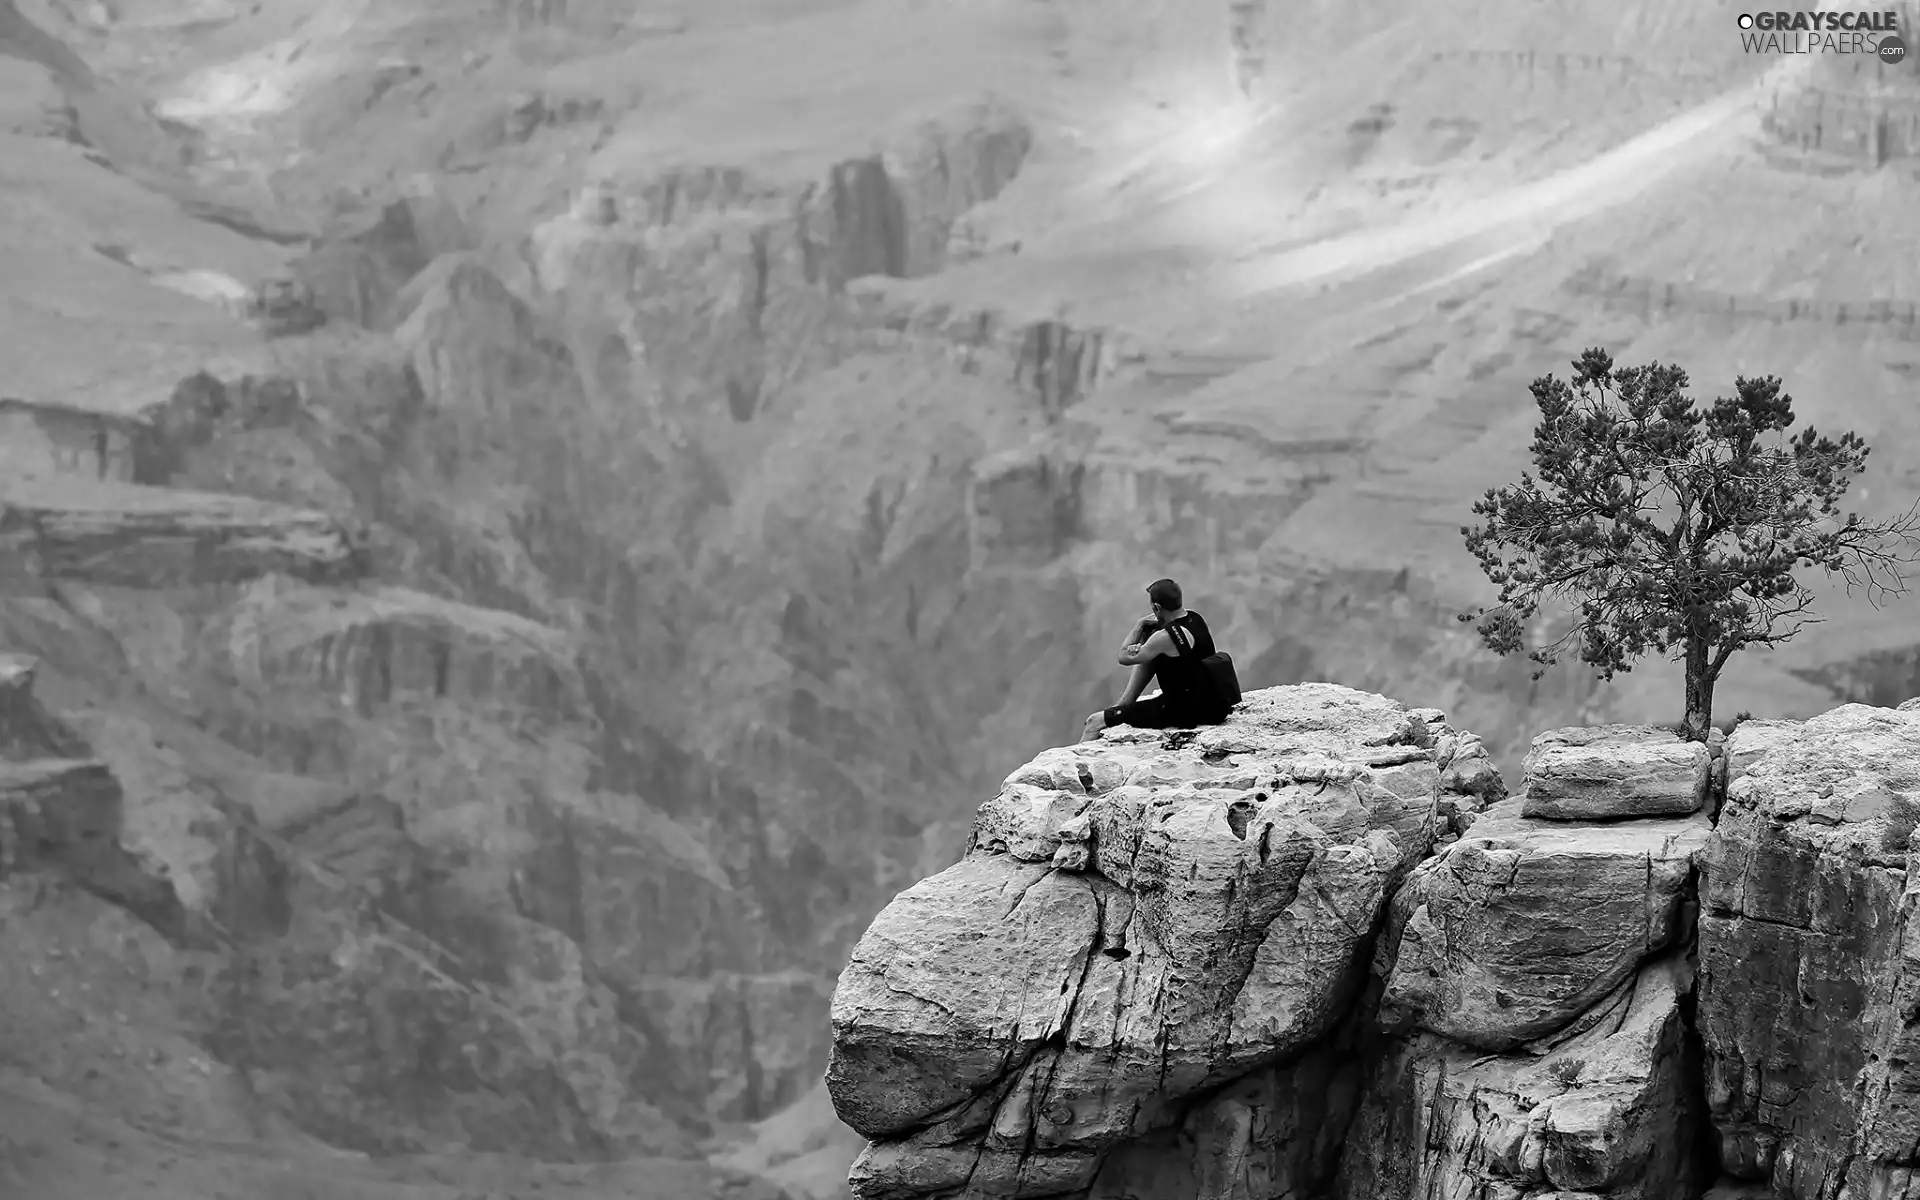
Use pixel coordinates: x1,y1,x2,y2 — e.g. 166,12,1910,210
1697,703,1920,1198
1520,724,1710,820
1376,799,1709,1051
1338,953,1702,1200
826,684,1483,1200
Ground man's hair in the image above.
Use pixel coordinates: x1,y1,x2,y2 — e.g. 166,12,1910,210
1146,578,1182,609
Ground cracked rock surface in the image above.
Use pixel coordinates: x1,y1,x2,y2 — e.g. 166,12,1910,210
1339,950,1703,1200
1698,703,1920,1199
1376,799,1709,1051
826,683,1491,1200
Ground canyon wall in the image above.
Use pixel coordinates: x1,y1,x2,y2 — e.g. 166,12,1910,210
8,0,1916,1190
0,72,1771,1167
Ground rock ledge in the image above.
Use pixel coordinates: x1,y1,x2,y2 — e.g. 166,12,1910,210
826,683,1498,1200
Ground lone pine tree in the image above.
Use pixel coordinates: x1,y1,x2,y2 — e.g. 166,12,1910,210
1460,347,1920,741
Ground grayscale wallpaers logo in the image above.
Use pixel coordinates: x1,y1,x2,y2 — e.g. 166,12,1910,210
1736,10,1907,62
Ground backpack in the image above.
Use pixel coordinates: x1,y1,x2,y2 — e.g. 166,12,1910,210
1166,619,1243,716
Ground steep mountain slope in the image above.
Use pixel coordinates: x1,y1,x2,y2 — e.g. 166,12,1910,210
3,0,1918,1197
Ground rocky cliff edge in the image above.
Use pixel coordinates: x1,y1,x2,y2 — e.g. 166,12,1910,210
825,683,1506,1199
827,683,1920,1200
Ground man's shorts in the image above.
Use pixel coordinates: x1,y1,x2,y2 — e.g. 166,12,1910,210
1104,694,1199,731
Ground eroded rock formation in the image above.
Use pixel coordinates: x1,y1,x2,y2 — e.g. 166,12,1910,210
826,684,1497,1199
830,693,1920,1200
0,67,1054,1171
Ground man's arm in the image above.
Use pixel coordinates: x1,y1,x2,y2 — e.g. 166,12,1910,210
1118,628,1174,667
1117,616,1157,662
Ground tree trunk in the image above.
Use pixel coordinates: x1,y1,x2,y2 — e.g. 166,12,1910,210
1682,636,1715,742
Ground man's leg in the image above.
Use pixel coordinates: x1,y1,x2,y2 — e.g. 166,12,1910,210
1085,663,1157,742
1090,695,1180,740
1116,662,1155,707
1085,662,1164,743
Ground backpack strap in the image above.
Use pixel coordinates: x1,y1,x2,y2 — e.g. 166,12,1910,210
1166,619,1193,657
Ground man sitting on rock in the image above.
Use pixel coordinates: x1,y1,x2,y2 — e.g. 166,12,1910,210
1081,577,1228,741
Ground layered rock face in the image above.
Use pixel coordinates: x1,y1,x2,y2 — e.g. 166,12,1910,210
831,693,1778,1200
0,36,1058,1159
2,29,1062,1161
1699,703,1920,1199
